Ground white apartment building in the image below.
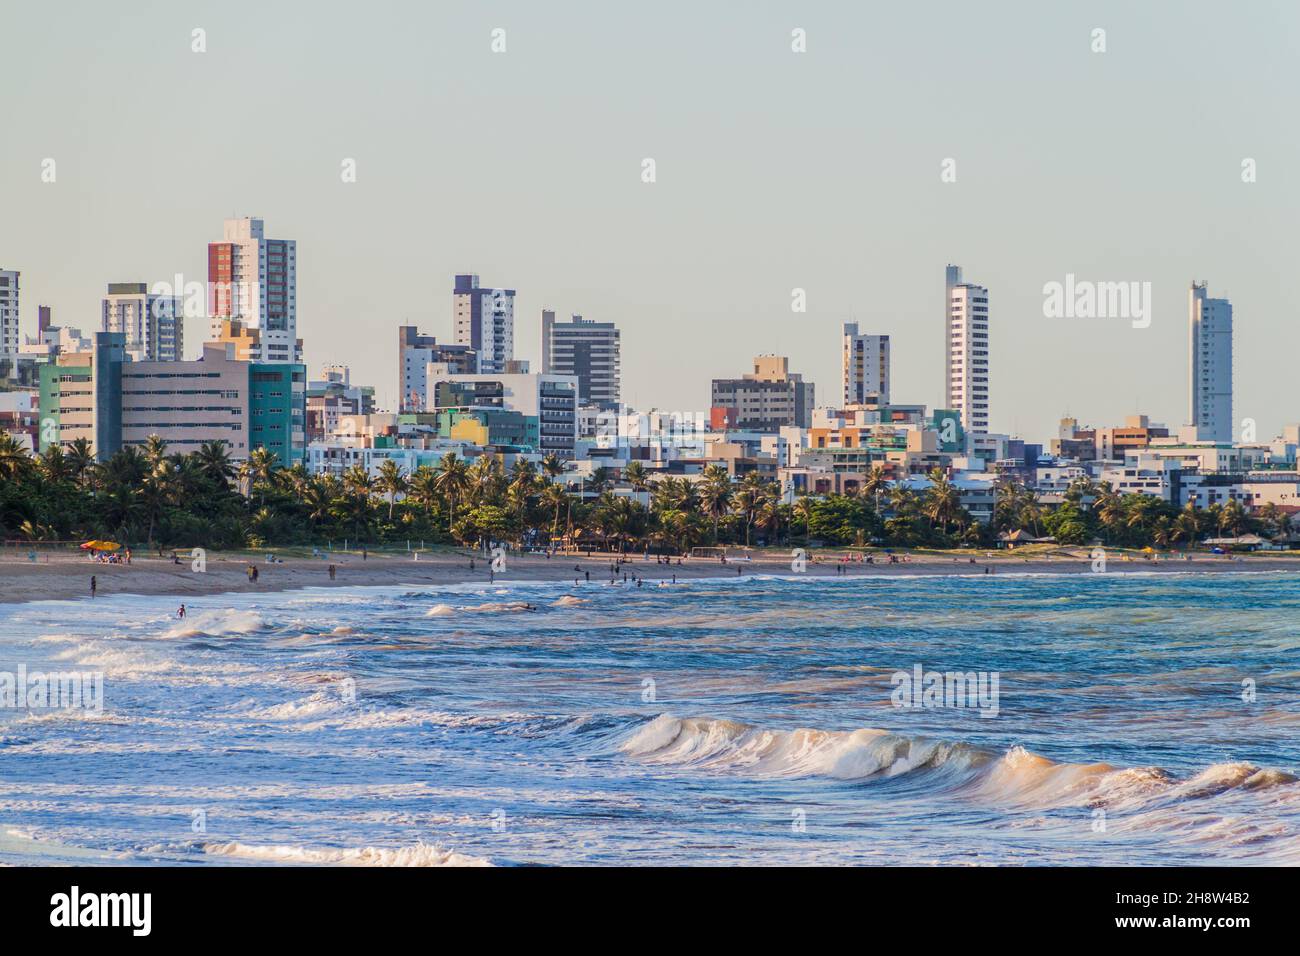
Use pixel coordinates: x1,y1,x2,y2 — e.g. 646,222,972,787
944,264,989,435
102,282,183,362
208,217,300,363
842,322,890,406
1188,281,1232,442
453,274,515,374
0,268,18,371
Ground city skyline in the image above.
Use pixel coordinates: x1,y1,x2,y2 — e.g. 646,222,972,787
3,1,1299,441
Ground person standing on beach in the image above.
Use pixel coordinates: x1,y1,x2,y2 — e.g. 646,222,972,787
329,563,336,580
90,575,96,598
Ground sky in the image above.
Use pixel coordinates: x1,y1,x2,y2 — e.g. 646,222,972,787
2,0,1298,442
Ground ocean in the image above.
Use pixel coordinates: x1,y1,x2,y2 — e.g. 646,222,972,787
1,570,1297,866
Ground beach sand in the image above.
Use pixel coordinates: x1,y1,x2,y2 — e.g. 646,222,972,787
2,546,1297,605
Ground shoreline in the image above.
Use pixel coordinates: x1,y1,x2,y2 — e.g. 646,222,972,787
3,548,1298,606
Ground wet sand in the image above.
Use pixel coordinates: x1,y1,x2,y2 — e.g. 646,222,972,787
2,547,1297,605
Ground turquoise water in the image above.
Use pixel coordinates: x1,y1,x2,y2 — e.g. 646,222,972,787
1,571,1298,865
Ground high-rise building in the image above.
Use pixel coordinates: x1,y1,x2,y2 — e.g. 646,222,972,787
397,326,478,412
944,264,989,435
452,274,514,374
102,282,183,362
540,311,621,408
207,217,300,363
842,322,890,406
711,355,815,432
1188,281,1233,443
0,268,19,372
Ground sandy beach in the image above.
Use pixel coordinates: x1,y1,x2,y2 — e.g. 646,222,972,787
2,546,1298,605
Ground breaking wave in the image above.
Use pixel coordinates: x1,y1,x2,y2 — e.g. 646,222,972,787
203,840,490,867
621,714,1299,817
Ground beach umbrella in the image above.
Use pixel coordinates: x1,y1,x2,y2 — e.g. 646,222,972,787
80,540,121,552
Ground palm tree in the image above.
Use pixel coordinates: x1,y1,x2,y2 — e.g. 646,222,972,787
623,461,649,492
588,466,613,494
0,432,32,480
302,477,335,530
1017,491,1045,537
196,440,235,487
862,464,890,514
143,434,169,470
1218,499,1248,537
37,444,70,483
468,454,505,505
993,476,1024,532
1092,482,1125,543
754,496,782,544
375,459,407,521
888,485,917,518
434,452,470,530
541,453,565,484
1171,502,1202,547
331,490,374,544
792,494,814,538
140,459,177,547
407,465,440,522
171,453,207,502
592,493,647,554
730,484,763,546
66,438,96,488
96,446,147,491
1255,502,1290,539
922,468,962,536
697,464,732,543
1064,476,1097,506
342,464,373,499
278,462,312,497
509,459,539,501
246,447,279,507
540,482,569,542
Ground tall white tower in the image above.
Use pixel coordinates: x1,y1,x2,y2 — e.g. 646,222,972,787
208,217,299,363
0,268,17,371
103,283,183,362
1188,281,1233,443
453,274,515,374
842,322,890,405
944,264,990,435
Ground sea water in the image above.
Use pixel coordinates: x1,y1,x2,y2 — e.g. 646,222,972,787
1,571,1297,865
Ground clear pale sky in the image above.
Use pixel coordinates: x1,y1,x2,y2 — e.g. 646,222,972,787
2,1,1298,441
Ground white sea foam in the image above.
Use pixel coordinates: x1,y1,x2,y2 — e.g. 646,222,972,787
162,609,264,639
203,840,490,867
622,714,1300,823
